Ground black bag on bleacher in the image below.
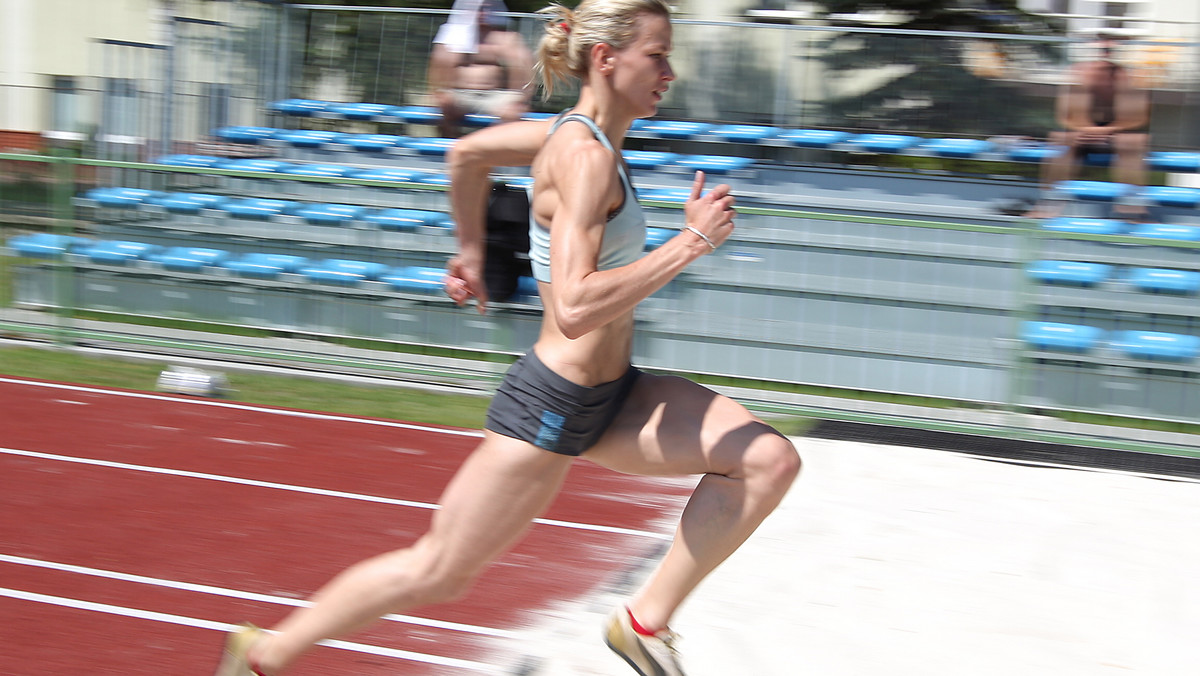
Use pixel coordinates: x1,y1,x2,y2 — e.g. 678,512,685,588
483,181,532,303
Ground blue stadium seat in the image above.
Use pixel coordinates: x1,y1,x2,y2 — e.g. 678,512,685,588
392,106,444,125
1055,180,1129,202
522,112,558,121
464,113,500,127
1041,217,1124,235
622,150,678,170
268,99,328,116
1026,260,1112,287
222,253,308,279
220,198,296,220
155,154,223,168
1147,151,1200,173
1127,267,1200,295
637,120,712,139
1006,143,1061,163
363,208,450,231
1139,185,1200,208
343,134,406,152
676,154,754,174
302,259,388,285
381,266,444,293
293,203,366,226
7,233,89,259
413,172,451,186
639,187,693,204
846,133,921,153
155,247,229,272
279,163,354,179
85,187,161,208
216,158,292,173
404,137,457,156
645,227,674,249
710,124,778,144
1109,330,1200,362
1021,321,1103,353
515,275,539,298
778,129,851,148
275,130,348,149
920,137,993,159
1129,222,1200,242
326,102,394,120
151,192,228,214
349,167,422,184
214,126,279,144
1080,152,1114,167
83,240,160,265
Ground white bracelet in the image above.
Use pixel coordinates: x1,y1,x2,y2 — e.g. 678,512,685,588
682,225,717,252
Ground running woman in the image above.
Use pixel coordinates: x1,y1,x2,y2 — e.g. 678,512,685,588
216,2,800,674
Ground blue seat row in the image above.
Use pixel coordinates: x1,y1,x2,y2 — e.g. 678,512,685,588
77,185,681,247
265,99,1200,171
23,193,680,247
1022,321,1200,361
1041,217,1200,240
80,188,455,230
1027,260,1200,294
157,154,456,185
1046,181,1200,208
205,127,757,175
5,233,471,294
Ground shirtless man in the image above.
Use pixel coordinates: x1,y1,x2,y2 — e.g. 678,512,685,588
429,0,534,138
1027,33,1150,219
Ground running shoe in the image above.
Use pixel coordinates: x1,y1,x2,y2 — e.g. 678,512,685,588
603,607,686,676
214,623,267,676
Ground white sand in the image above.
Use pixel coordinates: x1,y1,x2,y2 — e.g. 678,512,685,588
517,437,1200,675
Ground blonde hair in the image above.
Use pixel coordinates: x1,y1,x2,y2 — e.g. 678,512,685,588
534,0,672,98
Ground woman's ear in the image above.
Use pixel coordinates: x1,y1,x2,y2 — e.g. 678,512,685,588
590,42,615,74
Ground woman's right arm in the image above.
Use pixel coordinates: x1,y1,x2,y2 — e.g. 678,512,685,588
445,119,552,313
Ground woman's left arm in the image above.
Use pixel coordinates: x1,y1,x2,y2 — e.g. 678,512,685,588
550,167,735,339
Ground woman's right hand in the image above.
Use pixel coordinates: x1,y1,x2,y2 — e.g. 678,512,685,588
683,171,736,253
445,253,488,314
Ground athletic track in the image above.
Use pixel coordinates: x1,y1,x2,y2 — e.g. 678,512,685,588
0,375,697,675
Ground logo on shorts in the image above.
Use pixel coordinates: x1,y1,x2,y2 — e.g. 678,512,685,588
536,410,566,450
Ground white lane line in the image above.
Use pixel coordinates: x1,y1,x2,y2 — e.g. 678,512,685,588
0,554,520,639
0,446,671,541
0,376,485,438
0,587,505,673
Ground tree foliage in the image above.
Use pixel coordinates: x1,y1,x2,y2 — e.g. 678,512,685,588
810,0,1067,136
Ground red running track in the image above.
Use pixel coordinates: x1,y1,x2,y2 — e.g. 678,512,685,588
0,375,696,675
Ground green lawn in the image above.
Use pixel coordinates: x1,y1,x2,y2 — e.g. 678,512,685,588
1,346,491,429
0,345,817,436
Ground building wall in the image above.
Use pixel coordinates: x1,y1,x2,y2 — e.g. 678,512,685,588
0,0,223,145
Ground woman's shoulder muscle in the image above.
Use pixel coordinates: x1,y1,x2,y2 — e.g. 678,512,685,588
537,126,620,214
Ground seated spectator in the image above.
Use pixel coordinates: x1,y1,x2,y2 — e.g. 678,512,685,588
1027,31,1150,219
429,0,534,138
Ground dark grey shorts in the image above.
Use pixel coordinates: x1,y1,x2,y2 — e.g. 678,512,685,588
485,350,641,456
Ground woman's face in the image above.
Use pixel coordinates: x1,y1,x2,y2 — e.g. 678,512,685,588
608,12,675,119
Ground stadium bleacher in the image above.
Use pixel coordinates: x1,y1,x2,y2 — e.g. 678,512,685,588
8,98,1200,419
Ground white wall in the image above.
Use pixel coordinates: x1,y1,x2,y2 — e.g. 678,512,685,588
0,0,222,136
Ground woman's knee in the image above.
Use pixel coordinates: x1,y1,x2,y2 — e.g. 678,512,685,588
744,426,802,492
382,539,478,606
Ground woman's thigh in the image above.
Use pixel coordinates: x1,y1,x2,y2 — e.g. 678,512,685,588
582,373,784,478
425,431,575,577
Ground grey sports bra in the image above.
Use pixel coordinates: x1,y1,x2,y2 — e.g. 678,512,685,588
529,113,646,283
